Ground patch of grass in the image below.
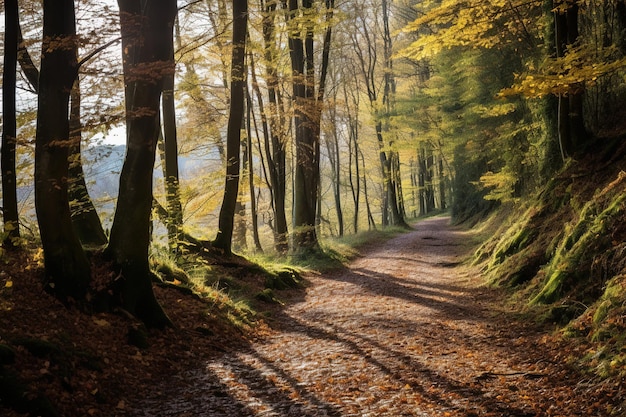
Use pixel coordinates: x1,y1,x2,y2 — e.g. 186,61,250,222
320,226,409,264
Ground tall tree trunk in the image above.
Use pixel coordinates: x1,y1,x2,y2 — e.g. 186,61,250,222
360,149,376,231
418,147,426,215
554,0,587,158
35,0,91,299
288,0,318,251
376,122,403,225
392,151,408,219
289,0,334,252
2,0,20,247
438,156,446,210
410,158,417,217
68,79,108,247
213,0,248,255
352,0,405,228
565,3,586,152
349,122,360,234
324,95,344,237
233,122,249,252
17,20,39,93
381,0,408,228
161,33,184,253
106,0,177,328
246,88,263,252
261,0,289,253
425,145,435,212
343,70,360,233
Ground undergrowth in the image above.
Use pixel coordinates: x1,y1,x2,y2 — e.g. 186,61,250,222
148,224,411,329
474,139,626,379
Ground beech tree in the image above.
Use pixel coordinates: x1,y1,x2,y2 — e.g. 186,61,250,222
287,0,335,252
68,80,109,248
34,0,91,299
553,0,587,158
213,0,249,255
105,0,177,328
2,0,20,247
260,0,289,253
349,0,407,228
160,21,184,253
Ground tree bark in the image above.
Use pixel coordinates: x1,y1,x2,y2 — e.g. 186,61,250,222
35,0,91,299
343,73,360,233
288,0,318,251
325,96,344,237
106,0,177,328
246,87,264,252
261,0,289,253
289,0,334,252
213,0,248,255
438,156,446,210
553,0,587,158
2,0,20,247
360,149,376,231
68,79,108,247
161,33,184,253
17,19,39,93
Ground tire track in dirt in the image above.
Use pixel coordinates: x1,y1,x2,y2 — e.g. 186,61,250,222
136,216,618,416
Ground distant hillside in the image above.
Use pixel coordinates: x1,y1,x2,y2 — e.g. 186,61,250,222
83,144,219,200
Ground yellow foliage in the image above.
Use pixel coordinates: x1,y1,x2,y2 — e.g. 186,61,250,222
501,45,626,98
478,169,519,202
397,0,540,61
472,103,517,118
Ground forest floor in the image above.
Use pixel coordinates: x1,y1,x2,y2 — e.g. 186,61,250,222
1,216,624,416
131,216,623,416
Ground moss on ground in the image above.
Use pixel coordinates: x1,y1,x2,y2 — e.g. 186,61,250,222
474,140,626,379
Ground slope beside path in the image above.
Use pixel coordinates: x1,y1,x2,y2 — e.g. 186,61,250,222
135,216,620,416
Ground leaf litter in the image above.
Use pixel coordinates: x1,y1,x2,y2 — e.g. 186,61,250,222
1,216,624,416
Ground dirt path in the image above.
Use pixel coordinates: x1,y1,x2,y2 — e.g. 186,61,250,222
136,217,618,416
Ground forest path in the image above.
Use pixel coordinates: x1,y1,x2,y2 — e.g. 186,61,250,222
139,216,616,416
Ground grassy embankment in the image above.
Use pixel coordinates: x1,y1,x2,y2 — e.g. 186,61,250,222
473,139,626,379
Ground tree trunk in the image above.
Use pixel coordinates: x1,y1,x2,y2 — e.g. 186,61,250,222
344,71,360,233
438,156,447,210
246,89,263,252
288,0,334,252
17,19,39,93
425,145,435,212
161,35,184,253
213,0,248,255
35,0,91,300
360,149,377,231
410,158,417,217
565,3,586,152
106,0,177,328
233,126,249,252
261,0,289,253
289,0,319,252
553,0,587,158
418,147,426,215
392,151,408,219
349,122,360,234
375,122,404,226
2,0,20,247
381,0,408,228
325,98,344,237
68,79,108,248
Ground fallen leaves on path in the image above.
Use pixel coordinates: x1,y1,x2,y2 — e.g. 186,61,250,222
136,217,624,416
1,217,623,416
